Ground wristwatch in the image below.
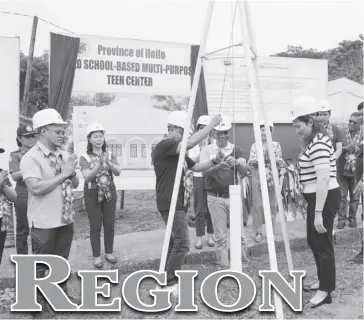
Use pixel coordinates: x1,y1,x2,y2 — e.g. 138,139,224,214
69,172,77,179
212,158,218,165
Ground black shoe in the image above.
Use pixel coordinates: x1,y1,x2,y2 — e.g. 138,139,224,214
310,293,332,308
349,219,357,228
337,221,345,229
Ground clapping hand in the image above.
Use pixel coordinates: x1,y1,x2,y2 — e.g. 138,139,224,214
223,156,237,168
213,150,225,164
61,155,78,177
0,170,8,188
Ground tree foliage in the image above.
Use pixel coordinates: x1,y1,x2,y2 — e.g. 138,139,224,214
274,39,363,84
152,95,189,111
20,51,49,118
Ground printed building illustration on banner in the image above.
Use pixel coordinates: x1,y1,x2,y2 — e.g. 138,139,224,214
73,94,172,170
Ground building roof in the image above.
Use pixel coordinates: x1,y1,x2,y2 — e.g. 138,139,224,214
92,94,170,135
328,77,363,98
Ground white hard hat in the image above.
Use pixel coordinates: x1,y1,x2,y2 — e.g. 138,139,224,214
167,111,187,128
87,123,105,136
259,119,274,128
32,109,67,129
291,96,321,121
197,115,210,126
214,116,232,131
318,100,331,112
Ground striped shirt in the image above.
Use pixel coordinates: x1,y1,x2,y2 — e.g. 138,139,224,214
298,133,339,193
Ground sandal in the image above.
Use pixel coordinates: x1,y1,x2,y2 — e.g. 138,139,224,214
195,240,203,250
105,254,118,264
207,238,215,247
93,257,104,268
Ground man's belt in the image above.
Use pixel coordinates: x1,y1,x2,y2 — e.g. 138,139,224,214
207,191,230,198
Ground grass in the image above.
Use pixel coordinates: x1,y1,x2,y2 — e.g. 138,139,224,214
2,240,362,319
73,190,195,240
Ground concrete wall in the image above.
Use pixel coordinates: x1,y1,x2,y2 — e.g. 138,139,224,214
233,123,302,162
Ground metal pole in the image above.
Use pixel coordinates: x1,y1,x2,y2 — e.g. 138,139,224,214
229,185,242,271
242,0,294,272
21,15,38,117
237,1,284,318
158,0,215,275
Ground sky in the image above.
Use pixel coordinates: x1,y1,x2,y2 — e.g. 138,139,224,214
0,0,363,57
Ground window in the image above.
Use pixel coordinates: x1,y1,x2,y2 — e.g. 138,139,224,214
141,144,147,158
151,144,157,165
107,144,122,156
130,144,137,158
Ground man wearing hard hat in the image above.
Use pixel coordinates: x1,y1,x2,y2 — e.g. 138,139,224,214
188,115,215,250
200,116,249,269
20,109,80,310
316,100,344,160
153,110,223,296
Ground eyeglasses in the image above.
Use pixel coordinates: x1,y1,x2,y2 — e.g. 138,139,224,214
349,120,358,124
23,134,36,139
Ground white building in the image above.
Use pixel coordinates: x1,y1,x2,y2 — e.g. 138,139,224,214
328,77,363,122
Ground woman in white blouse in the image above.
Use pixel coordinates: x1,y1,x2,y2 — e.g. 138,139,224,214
292,96,340,308
247,121,284,243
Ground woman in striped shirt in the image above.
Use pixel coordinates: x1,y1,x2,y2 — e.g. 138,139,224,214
292,96,341,308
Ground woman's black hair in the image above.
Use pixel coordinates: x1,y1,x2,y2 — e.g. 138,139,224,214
16,137,22,147
295,114,329,147
86,131,107,154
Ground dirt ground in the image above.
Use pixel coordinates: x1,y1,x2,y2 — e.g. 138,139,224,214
73,190,195,240
3,239,363,319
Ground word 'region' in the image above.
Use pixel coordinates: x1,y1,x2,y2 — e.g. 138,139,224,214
10,255,305,313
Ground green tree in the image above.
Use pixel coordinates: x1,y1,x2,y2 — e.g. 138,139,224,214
152,95,189,111
20,51,49,118
274,39,363,84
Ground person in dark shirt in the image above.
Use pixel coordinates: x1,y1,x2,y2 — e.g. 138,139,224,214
153,111,224,296
200,116,249,268
9,124,37,254
348,101,363,264
336,113,361,229
0,148,17,265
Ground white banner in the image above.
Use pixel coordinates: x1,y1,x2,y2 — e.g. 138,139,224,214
73,36,192,96
65,35,193,190
203,55,328,123
0,37,19,171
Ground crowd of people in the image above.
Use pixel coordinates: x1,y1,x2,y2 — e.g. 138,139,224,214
153,97,363,306
0,97,362,312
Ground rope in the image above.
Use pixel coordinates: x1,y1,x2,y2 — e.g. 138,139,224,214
231,0,237,185
215,0,238,184
217,0,238,116
38,17,76,34
0,10,33,17
0,11,75,34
